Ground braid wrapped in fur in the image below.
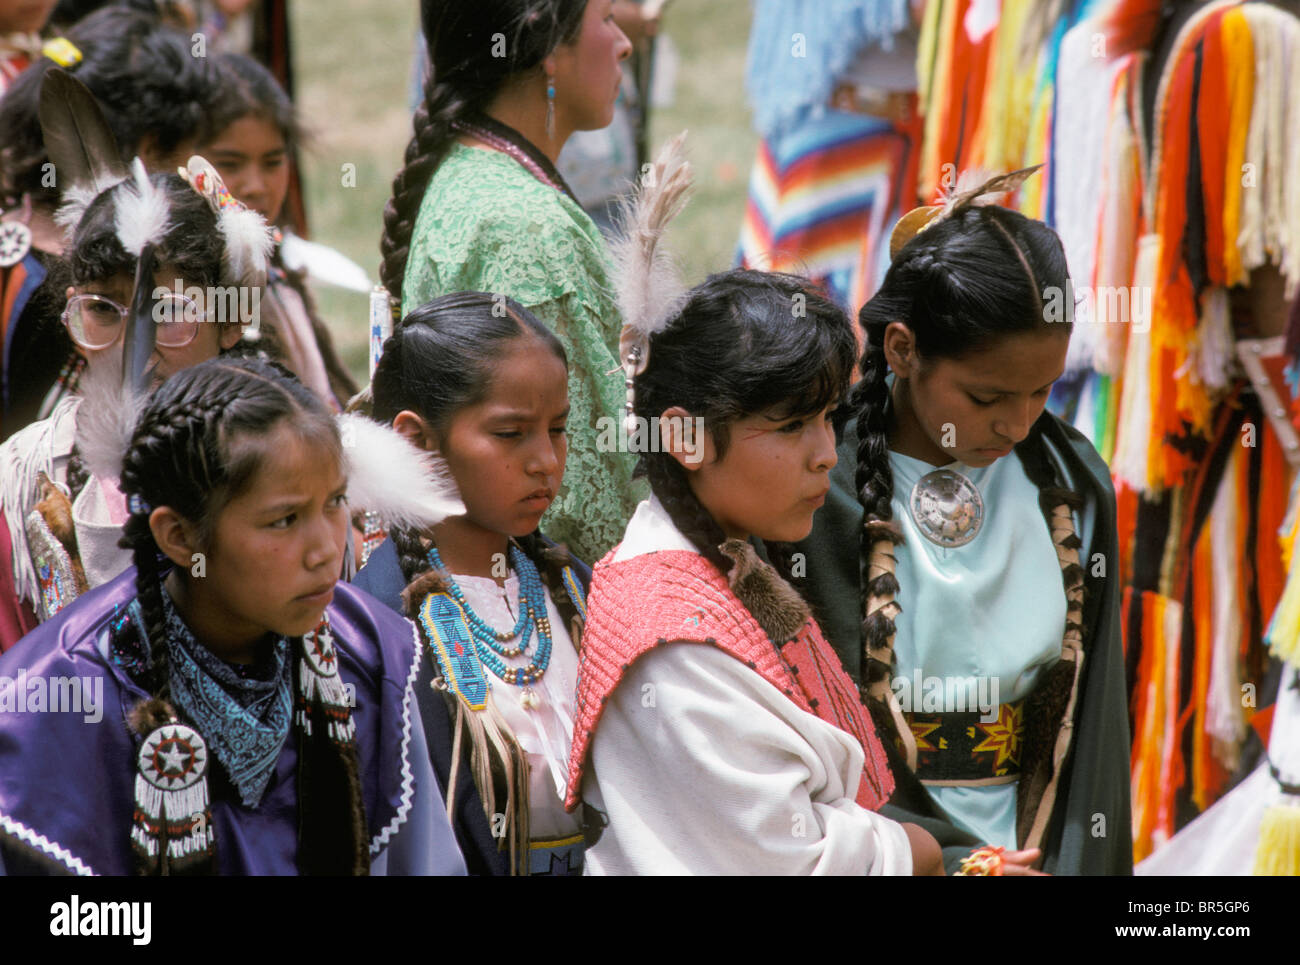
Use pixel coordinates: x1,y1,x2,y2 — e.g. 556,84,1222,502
116,357,366,875
378,0,587,305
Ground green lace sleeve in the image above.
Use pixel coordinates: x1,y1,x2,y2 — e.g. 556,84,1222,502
402,145,645,562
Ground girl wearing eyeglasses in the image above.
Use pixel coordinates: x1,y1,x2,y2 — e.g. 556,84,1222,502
0,161,271,651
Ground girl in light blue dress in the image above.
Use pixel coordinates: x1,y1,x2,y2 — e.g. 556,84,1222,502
797,191,1133,875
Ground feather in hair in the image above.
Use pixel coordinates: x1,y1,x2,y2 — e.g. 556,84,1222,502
338,413,465,531
889,163,1044,258
71,351,144,483
38,69,129,202
215,205,273,288
113,158,171,257
54,183,107,233
612,131,694,374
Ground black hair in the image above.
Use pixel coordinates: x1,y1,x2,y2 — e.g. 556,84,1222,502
635,267,857,575
67,171,226,292
117,356,360,874
370,290,569,591
378,0,587,301
50,1,192,30
0,5,216,204
201,51,302,154
852,204,1083,692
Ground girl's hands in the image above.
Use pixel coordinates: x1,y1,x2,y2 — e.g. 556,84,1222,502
1001,848,1049,875
901,822,945,876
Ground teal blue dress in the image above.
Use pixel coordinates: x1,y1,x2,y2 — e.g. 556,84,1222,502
794,412,1133,875
885,447,1085,849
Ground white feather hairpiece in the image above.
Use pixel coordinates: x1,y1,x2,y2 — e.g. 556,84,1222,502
177,155,274,289
338,413,465,531
113,157,171,257
71,350,145,484
55,180,124,234
610,131,694,433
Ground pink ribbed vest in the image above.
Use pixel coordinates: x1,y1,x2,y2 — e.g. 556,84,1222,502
565,549,895,811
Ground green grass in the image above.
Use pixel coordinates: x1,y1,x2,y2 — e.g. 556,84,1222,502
292,0,755,385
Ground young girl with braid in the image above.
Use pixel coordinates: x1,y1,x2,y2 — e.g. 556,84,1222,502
379,0,639,564
795,187,1133,875
564,268,942,875
354,291,590,876
0,356,466,874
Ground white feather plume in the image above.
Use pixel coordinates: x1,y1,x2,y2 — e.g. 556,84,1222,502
611,131,694,344
55,179,125,234
176,156,274,288
216,205,274,288
113,158,171,256
72,352,145,484
339,413,465,530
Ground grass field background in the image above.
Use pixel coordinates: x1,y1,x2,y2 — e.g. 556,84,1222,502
290,0,757,385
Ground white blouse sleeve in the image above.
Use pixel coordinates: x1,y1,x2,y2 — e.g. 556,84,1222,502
581,642,912,875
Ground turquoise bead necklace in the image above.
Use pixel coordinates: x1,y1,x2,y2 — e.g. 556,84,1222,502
427,543,553,707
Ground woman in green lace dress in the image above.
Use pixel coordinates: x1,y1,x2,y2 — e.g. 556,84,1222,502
378,0,638,562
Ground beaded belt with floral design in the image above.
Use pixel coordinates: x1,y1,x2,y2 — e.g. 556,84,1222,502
904,698,1026,786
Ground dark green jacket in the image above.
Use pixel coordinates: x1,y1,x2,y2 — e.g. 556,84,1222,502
793,411,1133,875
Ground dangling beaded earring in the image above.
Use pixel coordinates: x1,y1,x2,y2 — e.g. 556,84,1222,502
545,73,556,141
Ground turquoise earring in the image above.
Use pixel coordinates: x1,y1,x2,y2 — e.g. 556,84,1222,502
545,75,556,140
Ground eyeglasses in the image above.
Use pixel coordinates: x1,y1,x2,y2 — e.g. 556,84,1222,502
61,293,208,351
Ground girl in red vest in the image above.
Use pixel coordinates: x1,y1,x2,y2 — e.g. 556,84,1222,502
564,267,943,874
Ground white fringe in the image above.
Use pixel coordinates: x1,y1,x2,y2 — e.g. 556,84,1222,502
0,396,81,610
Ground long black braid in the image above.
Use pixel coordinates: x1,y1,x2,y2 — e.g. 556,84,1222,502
116,357,361,874
378,0,586,304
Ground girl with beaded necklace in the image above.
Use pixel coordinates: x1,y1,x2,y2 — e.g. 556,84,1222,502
354,290,589,876
794,183,1133,875
0,356,467,874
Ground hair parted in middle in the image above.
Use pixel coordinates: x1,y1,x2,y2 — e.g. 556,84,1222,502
852,203,1085,695
369,289,570,600
633,267,857,576
378,0,588,301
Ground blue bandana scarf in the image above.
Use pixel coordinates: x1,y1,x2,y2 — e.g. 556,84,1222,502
127,589,294,808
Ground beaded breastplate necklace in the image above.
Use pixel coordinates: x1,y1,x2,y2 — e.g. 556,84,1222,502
417,543,554,711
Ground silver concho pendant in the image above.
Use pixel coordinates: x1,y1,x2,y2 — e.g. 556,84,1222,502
909,468,984,547
0,221,32,268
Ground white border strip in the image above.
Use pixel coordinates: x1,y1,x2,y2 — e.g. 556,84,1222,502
369,620,421,856
0,810,96,875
